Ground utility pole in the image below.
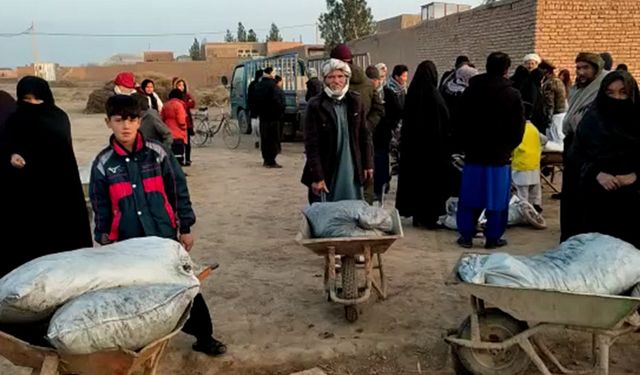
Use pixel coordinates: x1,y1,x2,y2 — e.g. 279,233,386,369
315,22,319,45
31,21,40,65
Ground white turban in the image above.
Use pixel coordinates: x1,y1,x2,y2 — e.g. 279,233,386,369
523,53,542,64
322,58,351,79
322,58,351,100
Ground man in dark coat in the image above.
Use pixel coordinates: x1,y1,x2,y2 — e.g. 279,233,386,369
248,69,263,148
373,65,406,202
302,59,373,203
456,52,525,249
305,68,323,102
255,67,285,168
330,44,384,203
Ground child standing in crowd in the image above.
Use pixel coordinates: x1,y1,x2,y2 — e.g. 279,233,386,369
161,89,189,165
512,104,545,213
90,95,226,356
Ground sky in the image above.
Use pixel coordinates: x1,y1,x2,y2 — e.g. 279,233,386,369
0,0,482,68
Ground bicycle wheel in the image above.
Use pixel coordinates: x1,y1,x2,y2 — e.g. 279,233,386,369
192,119,210,147
222,118,241,149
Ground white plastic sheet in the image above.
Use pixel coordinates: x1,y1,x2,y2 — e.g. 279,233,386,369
458,233,640,295
47,284,198,354
0,237,199,323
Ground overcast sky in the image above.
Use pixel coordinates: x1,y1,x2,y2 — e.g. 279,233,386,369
0,0,482,68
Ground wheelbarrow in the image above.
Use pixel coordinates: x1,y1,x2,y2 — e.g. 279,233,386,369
444,252,640,375
296,210,403,322
0,264,218,375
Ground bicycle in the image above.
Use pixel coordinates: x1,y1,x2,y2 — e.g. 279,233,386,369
192,107,241,149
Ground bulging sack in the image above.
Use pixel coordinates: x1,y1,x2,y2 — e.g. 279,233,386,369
0,237,199,323
47,284,199,354
304,201,394,238
458,233,640,295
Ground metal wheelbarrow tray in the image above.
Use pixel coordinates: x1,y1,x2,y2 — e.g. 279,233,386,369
445,252,640,375
296,209,404,322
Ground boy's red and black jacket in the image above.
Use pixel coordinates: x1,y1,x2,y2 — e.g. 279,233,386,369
89,133,195,243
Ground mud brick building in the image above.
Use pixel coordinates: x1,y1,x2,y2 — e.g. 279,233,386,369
350,0,640,77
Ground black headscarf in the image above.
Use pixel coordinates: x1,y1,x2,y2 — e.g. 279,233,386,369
396,60,452,223
140,79,159,111
16,75,55,106
573,70,640,178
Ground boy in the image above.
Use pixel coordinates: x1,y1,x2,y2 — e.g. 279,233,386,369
512,103,545,213
89,95,226,356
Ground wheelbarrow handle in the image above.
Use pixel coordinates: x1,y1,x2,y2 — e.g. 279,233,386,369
197,262,220,282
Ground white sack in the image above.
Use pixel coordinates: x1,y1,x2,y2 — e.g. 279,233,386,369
0,237,199,323
47,284,198,354
458,233,640,295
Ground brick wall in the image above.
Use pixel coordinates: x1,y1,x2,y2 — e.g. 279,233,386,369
416,0,538,75
535,0,640,77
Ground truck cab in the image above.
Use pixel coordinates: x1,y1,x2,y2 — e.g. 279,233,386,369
229,53,307,140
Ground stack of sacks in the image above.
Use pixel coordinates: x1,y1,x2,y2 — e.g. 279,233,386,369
0,237,200,354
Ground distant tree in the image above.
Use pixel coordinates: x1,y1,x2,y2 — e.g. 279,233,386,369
224,29,236,42
247,29,258,42
189,37,203,60
266,23,283,42
237,22,248,42
318,0,375,48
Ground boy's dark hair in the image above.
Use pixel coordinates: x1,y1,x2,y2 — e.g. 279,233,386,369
130,93,150,111
455,55,470,69
255,69,264,80
616,63,629,72
600,52,613,71
274,75,283,83
486,52,511,76
169,89,184,100
264,66,274,75
392,64,409,78
365,66,380,80
106,94,141,119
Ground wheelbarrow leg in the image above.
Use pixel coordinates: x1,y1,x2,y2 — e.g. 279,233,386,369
596,334,611,375
327,247,336,302
518,337,553,375
533,336,576,374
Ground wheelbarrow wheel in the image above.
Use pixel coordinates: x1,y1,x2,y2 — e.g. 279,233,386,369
453,309,530,375
341,256,359,322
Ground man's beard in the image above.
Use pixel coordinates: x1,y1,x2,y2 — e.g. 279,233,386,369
576,76,593,89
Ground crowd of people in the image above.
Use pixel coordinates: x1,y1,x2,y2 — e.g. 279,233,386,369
0,43,639,358
300,44,640,250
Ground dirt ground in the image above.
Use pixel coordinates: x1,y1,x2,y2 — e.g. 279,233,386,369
2,84,640,375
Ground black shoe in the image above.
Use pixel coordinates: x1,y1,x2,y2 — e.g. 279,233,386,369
184,161,192,167
264,163,282,169
457,237,473,249
485,239,508,249
192,337,227,356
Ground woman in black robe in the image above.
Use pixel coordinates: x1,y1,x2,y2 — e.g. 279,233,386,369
395,60,451,228
0,76,92,277
570,71,640,247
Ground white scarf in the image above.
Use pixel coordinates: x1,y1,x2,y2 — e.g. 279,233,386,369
324,83,350,101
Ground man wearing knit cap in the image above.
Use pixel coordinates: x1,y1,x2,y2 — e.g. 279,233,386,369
330,44,384,203
560,52,606,242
